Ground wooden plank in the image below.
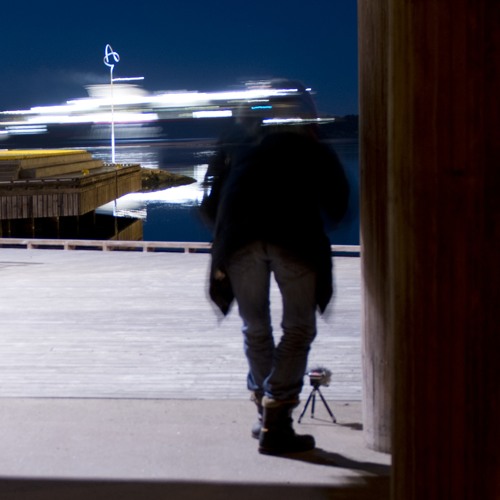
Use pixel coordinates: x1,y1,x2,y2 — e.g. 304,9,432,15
0,150,90,168
0,238,360,255
0,163,20,181
20,159,105,179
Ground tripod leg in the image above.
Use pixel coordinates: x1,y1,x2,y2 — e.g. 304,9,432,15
317,388,337,423
298,390,314,423
311,391,316,418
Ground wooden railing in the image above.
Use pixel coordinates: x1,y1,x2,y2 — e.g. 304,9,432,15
0,238,360,256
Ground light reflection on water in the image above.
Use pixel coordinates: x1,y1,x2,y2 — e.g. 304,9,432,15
92,139,359,245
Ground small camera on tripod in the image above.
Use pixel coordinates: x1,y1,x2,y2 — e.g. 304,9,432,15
307,367,332,387
299,366,336,423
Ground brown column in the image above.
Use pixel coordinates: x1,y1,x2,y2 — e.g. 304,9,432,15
358,0,392,453
387,1,499,498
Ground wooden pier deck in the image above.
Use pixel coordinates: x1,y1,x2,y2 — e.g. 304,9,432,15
0,150,141,219
0,244,362,401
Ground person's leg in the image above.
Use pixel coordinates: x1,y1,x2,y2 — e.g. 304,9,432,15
226,242,275,396
257,244,318,454
264,245,318,402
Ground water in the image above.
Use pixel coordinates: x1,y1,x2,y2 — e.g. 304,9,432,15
93,138,360,245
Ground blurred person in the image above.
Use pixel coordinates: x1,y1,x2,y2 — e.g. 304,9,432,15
200,110,349,455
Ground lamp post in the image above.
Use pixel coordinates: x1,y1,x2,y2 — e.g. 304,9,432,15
103,45,145,164
103,44,120,164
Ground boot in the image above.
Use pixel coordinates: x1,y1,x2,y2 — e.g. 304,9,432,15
258,396,315,455
250,392,263,439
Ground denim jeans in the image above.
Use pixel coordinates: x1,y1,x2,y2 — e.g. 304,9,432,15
226,241,317,401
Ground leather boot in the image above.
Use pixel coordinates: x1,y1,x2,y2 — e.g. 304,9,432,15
250,392,263,439
259,396,315,454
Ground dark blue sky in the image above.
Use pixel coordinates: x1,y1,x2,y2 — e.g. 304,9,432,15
2,1,358,115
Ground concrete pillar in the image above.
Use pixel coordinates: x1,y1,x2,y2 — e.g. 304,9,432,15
386,1,499,498
358,0,392,453
359,0,499,496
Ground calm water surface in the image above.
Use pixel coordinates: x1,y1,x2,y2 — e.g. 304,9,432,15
92,139,359,245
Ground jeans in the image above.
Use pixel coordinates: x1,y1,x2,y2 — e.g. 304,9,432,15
226,241,317,401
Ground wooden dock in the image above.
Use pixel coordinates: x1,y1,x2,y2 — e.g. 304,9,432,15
0,150,141,220
0,246,362,401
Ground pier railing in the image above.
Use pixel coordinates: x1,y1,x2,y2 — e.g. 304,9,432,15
0,238,360,256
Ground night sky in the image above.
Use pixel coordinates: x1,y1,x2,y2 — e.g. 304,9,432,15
1,1,358,116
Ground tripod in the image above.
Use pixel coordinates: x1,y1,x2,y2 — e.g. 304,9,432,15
298,380,337,423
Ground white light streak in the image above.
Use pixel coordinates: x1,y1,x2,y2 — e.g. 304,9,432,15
0,81,314,135
192,110,232,118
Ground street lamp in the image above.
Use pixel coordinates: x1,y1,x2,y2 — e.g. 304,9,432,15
103,44,144,164
103,44,120,164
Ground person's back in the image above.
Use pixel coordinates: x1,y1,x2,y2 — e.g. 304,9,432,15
214,126,348,261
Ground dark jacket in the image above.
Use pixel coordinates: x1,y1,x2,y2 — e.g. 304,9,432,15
200,125,349,315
